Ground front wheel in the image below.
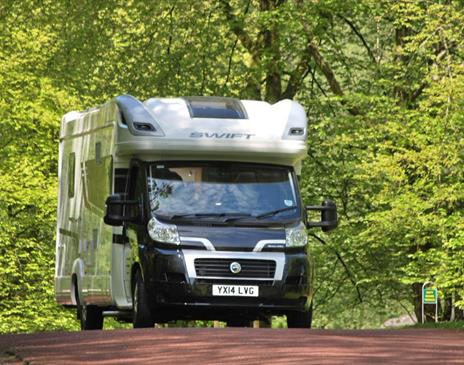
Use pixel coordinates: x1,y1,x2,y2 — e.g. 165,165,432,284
286,306,312,329
76,287,103,330
133,270,154,328
226,319,253,327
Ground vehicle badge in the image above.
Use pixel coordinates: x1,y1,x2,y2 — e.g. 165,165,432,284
229,262,242,274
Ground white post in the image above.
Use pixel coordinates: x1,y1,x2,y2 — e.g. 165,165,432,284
421,282,428,324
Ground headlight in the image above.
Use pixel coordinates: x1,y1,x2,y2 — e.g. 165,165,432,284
147,217,180,244
285,222,308,248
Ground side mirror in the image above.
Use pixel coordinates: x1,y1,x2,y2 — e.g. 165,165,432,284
306,199,338,232
104,193,140,226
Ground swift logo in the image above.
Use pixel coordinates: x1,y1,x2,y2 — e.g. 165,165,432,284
190,132,254,140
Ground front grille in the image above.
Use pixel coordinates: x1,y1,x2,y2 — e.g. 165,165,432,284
194,258,276,279
195,279,273,286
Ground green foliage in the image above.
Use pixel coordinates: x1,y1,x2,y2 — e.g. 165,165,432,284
1,0,464,333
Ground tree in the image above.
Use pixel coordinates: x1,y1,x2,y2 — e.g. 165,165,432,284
1,0,463,332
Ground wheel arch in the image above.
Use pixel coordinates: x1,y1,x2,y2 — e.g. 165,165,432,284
131,262,142,295
71,258,85,305
71,274,78,305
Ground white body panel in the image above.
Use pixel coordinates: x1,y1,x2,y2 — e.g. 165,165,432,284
115,97,307,173
55,101,128,307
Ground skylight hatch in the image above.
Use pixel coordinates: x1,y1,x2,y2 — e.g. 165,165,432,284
184,96,248,119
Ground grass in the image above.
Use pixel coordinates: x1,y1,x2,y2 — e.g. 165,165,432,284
405,321,464,330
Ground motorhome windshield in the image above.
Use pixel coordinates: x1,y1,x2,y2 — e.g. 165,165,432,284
148,162,300,222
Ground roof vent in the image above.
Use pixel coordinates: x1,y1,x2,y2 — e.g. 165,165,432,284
183,96,248,119
289,127,304,136
134,122,156,132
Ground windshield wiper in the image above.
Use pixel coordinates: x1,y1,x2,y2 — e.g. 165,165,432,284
156,212,252,221
221,213,254,222
254,206,297,219
156,208,296,222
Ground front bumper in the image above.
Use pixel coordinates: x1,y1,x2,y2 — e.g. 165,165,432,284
142,247,312,320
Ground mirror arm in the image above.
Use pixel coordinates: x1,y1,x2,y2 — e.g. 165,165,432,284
307,220,338,228
106,200,139,206
306,201,338,232
104,193,141,226
306,205,336,212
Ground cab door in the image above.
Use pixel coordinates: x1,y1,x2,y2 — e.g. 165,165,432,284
124,162,148,300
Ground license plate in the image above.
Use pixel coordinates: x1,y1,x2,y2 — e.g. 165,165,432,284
212,284,259,297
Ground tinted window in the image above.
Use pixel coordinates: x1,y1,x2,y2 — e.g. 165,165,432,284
148,162,299,221
68,153,75,198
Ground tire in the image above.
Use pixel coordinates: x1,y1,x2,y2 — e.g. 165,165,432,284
226,319,253,327
133,270,154,328
257,315,272,328
76,286,103,330
287,306,313,329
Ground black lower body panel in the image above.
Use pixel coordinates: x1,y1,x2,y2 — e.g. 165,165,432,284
142,247,312,322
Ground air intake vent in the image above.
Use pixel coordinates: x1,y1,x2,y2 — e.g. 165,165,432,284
194,258,275,278
184,96,248,119
133,122,156,131
289,127,304,136
196,279,274,286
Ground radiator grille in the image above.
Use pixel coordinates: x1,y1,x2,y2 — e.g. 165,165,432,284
195,279,273,286
194,258,276,278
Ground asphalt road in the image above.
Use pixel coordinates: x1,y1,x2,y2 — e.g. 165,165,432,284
1,328,463,365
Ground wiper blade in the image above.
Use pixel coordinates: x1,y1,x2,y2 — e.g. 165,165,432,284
221,213,254,222
172,213,223,219
254,206,297,219
159,213,223,220
156,212,253,221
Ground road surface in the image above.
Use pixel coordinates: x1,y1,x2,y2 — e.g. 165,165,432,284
1,328,463,364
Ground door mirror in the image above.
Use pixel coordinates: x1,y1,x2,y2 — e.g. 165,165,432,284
104,193,140,226
306,199,338,232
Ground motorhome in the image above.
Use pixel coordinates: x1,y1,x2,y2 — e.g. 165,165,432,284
55,95,337,330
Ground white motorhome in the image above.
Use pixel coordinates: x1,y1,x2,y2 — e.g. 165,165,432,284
55,95,337,330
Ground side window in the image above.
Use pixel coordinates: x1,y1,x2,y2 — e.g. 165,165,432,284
127,165,144,222
114,168,128,194
128,166,139,199
95,142,102,164
68,153,75,198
